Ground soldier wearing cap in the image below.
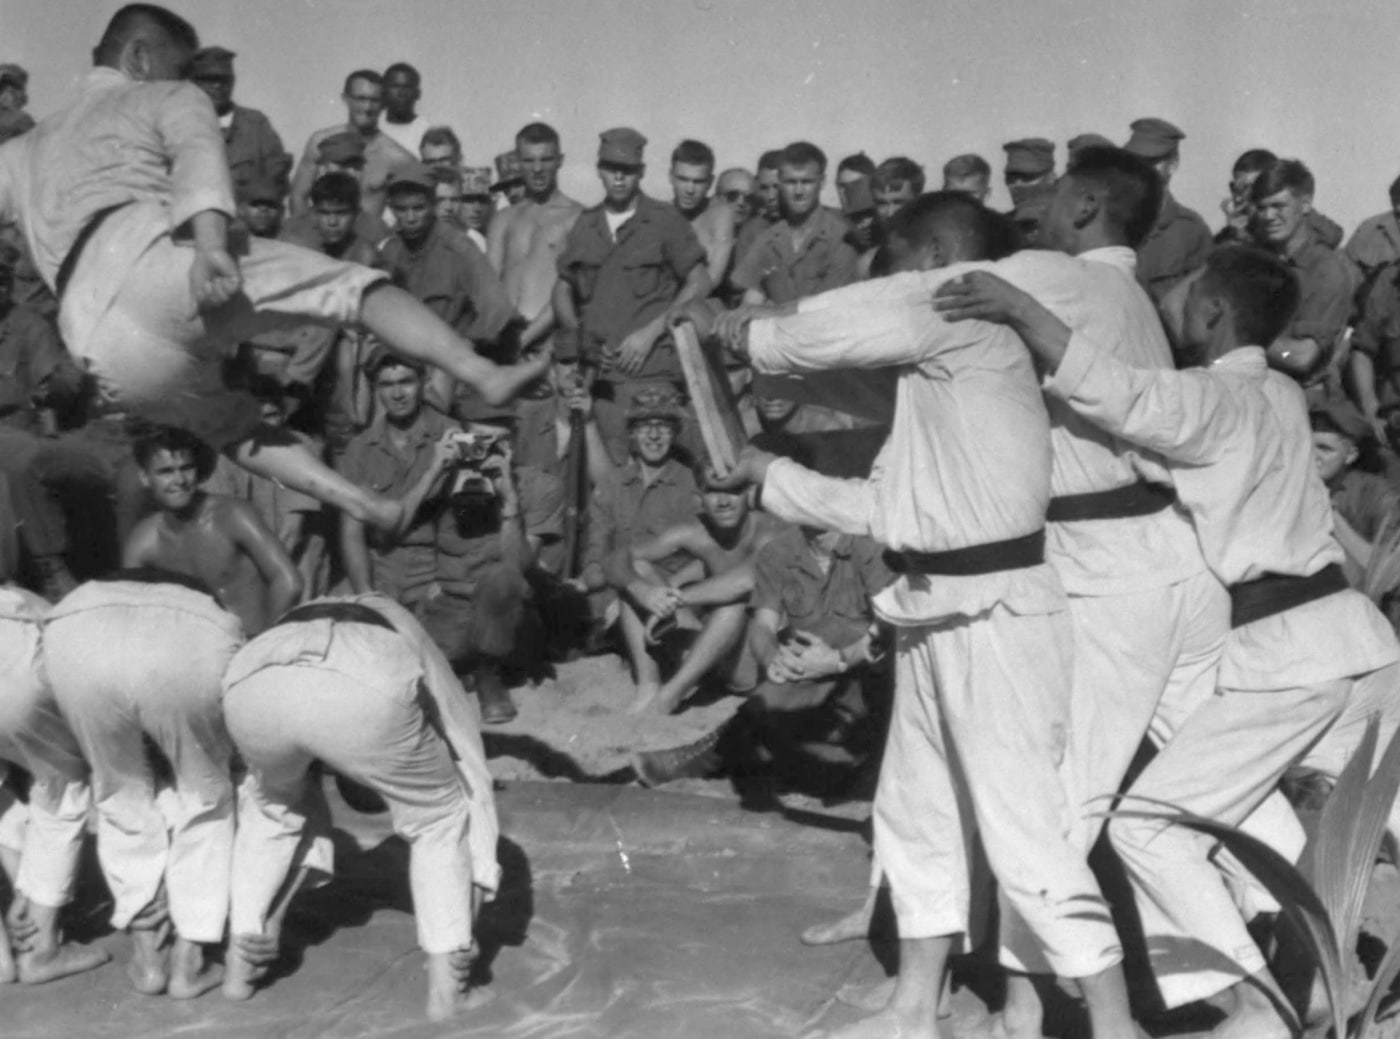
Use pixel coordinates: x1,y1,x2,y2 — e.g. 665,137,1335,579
941,154,991,204
554,127,711,464
1067,133,1115,162
1310,396,1400,590
280,130,392,249
459,166,495,249
287,69,416,222
380,163,523,417
1002,137,1055,207
1122,117,1213,302
0,63,34,146
491,151,527,206
236,173,285,240
188,47,291,198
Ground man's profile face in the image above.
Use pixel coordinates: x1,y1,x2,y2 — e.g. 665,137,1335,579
461,195,493,233
421,143,459,170
598,162,643,208
756,168,781,220
779,162,823,221
670,162,713,216
1252,188,1308,247
142,449,199,511
191,71,234,114
874,182,917,224
519,141,562,198
701,483,750,532
239,200,281,238
434,182,463,222
313,200,356,247
629,419,676,465
388,190,434,243
945,174,989,203
383,69,419,121
1311,430,1356,484
343,77,384,132
375,364,424,422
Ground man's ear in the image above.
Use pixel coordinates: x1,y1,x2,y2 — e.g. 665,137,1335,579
123,38,154,81
918,241,943,272
137,467,152,490
1072,185,1100,230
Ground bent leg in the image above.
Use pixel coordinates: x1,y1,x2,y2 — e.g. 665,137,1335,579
655,602,749,714
227,429,401,531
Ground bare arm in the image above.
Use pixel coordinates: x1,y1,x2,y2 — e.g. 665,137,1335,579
340,512,373,594
551,278,581,363
224,501,303,618
604,523,704,615
486,210,509,273
678,559,755,607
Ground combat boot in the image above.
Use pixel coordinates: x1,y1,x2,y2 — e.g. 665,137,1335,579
632,727,724,787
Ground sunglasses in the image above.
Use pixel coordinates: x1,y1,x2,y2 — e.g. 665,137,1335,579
722,190,754,204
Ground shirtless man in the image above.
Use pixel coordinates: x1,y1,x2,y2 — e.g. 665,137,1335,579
604,463,786,715
0,6,550,536
124,426,302,636
670,138,736,289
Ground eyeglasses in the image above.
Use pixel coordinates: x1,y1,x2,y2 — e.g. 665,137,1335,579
722,190,754,204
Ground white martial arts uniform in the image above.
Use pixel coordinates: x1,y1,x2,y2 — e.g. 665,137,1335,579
750,271,1122,980
43,580,243,942
0,68,385,449
222,594,499,955
1047,335,1400,1007
0,587,90,910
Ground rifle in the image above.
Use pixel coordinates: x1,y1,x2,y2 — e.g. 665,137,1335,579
560,408,587,578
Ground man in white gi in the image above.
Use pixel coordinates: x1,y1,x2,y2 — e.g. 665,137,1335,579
0,5,550,533
220,592,499,1022
43,572,243,998
935,244,1400,1039
0,585,109,984
724,192,1141,1039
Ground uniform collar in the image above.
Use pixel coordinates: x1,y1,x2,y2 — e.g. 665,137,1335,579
623,454,683,487
1209,345,1269,375
364,407,440,448
1079,245,1138,271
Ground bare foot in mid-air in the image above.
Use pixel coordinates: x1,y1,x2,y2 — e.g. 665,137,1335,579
167,937,222,999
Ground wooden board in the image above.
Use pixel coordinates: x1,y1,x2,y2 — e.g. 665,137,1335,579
673,319,747,477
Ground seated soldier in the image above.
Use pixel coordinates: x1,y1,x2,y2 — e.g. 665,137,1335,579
418,393,565,724
604,460,787,715
633,525,892,790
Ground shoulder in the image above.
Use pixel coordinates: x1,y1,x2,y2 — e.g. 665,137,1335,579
233,105,273,129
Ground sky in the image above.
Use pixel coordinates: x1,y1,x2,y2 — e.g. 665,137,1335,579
5,0,1400,232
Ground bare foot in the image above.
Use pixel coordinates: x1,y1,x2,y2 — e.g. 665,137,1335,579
809,1005,944,1039
803,903,874,946
168,938,223,999
127,928,169,995
18,942,111,984
627,683,660,715
426,951,461,1021
837,976,895,1012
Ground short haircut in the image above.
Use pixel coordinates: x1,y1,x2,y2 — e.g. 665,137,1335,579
1064,145,1163,249
1248,159,1315,204
943,153,991,181
756,149,784,173
383,61,420,85
309,171,361,210
517,122,561,149
884,191,1020,263
836,152,877,179
133,424,216,481
874,156,926,195
671,138,715,170
1197,245,1300,348
93,4,199,66
1231,148,1277,178
343,69,382,95
420,125,461,157
1388,173,1400,205
780,141,827,174
430,165,463,189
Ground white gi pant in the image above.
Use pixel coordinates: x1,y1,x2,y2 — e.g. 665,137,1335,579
874,602,1123,979
62,201,386,449
1111,658,1400,1008
0,597,90,909
223,618,476,955
43,581,242,941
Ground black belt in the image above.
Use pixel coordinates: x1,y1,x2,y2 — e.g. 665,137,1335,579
1229,564,1349,629
886,529,1045,577
1046,481,1176,523
54,204,123,300
275,601,395,632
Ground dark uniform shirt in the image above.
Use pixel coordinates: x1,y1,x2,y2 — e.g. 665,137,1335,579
222,104,291,193
339,406,454,603
1349,262,1400,407
1282,222,1357,352
751,528,891,650
1346,211,1400,294
582,455,700,578
1135,191,1213,302
730,206,858,304
0,302,80,432
555,193,706,381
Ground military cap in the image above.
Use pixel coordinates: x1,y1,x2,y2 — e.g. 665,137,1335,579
0,64,28,90
1124,118,1185,160
625,385,682,426
0,239,21,275
1066,133,1115,158
189,47,235,77
317,131,366,165
462,167,494,198
491,150,523,192
363,343,425,377
236,173,284,206
840,175,876,216
1310,396,1373,444
386,163,436,196
598,127,647,167
1002,138,1055,176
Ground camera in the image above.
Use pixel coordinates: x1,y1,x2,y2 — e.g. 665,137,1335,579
447,431,503,510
